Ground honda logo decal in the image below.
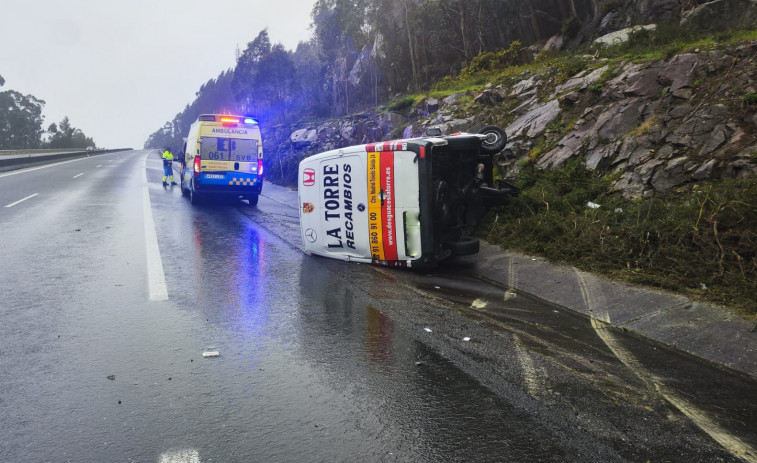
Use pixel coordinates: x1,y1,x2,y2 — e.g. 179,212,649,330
303,168,315,187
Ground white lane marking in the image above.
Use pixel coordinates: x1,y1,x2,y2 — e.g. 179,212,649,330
143,155,168,301
73,173,84,178
5,193,39,208
158,449,200,463
575,269,757,463
0,156,92,178
513,334,541,398
504,256,517,301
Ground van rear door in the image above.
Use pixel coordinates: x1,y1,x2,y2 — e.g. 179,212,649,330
199,137,259,171
299,145,424,266
299,151,371,259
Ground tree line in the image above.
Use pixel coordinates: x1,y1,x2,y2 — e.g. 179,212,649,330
0,74,96,150
146,0,598,149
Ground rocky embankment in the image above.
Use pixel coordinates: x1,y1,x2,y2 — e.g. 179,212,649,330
262,40,757,198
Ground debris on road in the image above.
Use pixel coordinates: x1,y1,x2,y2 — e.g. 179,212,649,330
463,337,471,342
471,299,487,309
202,351,220,358
424,327,433,333
107,375,115,380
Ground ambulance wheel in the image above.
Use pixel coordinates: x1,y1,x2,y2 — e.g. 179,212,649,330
190,188,201,205
181,182,189,197
445,236,480,256
478,125,507,154
247,194,259,206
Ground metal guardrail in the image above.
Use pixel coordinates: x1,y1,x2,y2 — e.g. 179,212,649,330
0,149,134,173
0,149,83,156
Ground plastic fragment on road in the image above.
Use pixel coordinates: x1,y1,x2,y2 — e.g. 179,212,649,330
107,375,115,380
202,351,220,358
434,286,440,289
587,201,601,209
463,337,471,342
424,327,433,333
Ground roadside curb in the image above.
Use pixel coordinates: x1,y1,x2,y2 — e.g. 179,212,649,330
0,149,132,173
471,241,757,379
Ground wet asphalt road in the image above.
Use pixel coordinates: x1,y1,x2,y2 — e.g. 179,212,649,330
0,150,755,463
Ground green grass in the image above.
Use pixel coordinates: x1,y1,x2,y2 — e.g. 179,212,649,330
484,160,757,317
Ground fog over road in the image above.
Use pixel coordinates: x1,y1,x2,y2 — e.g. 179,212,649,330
0,151,755,462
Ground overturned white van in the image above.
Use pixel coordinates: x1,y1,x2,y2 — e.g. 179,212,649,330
298,126,519,268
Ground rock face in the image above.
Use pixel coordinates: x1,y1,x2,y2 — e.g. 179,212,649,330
263,41,757,196
534,44,757,197
681,0,757,32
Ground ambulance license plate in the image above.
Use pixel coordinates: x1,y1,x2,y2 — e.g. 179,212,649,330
205,174,224,179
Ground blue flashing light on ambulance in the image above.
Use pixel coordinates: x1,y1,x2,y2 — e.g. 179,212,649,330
180,114,264,205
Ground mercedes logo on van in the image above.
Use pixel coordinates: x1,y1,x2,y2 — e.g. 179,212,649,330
303,168,316,187
305,228,317,243
358,203,366,212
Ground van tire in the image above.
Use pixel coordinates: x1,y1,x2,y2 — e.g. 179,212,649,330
247,194,259,206
445,236,479,256
190,188,201,205
444,136,483,152
181,182,189,197
478,125,507,154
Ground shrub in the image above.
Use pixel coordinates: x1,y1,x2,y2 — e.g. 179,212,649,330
387,96,415,111
742,91,757,105
460,41,529,79
562,15,581,40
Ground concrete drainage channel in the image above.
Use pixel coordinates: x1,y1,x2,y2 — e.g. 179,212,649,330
0,148,133,173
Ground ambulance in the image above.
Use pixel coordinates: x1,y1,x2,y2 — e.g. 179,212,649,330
179,114,263,205
298,126,519,268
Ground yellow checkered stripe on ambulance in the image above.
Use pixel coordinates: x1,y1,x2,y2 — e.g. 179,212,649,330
229,177,256,186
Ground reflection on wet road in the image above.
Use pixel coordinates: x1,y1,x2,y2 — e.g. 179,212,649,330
0,151,755,462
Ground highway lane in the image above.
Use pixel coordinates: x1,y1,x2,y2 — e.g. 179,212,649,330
0,152,125,210
0,150,755,462
0,150,582,462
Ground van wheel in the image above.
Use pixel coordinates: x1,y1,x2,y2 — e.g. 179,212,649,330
180,181,189,197
478,125,507,154
445,236,480,256
247,194,259,206
190,188,201,205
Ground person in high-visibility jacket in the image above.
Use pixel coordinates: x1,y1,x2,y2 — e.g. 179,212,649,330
162,149,176,186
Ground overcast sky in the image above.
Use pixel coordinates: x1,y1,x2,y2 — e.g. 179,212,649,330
0,0,315,148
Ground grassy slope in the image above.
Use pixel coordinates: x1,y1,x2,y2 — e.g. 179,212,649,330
412,24,757,318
